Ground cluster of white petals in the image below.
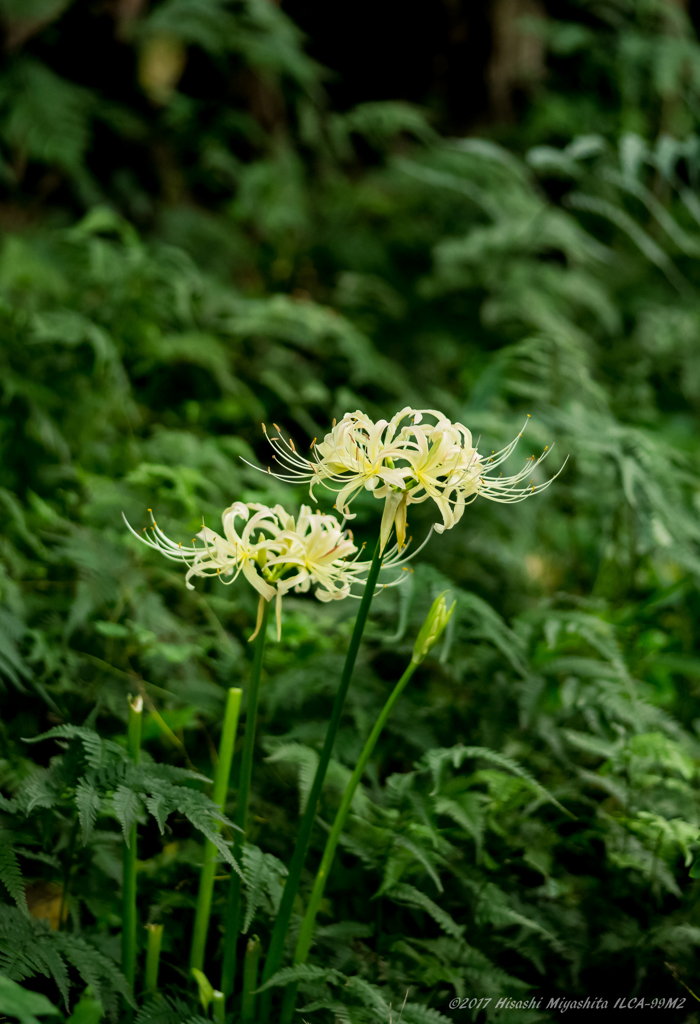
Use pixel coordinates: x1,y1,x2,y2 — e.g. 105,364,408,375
255,408,562,550
124,501,412,640
126,408,561,639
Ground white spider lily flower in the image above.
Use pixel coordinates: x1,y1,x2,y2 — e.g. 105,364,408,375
250,408,563,551
398,412,563,535
255,409,414,523
267,505,359,604
123,502,372,641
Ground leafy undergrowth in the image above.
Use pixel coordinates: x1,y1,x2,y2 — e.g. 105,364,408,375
1,2,700,1020
1,138,700,1022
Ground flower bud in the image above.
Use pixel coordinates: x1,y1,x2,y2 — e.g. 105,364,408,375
412,591,456,664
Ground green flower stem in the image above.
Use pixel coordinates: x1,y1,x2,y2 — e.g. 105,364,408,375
211,990,226,1023
280,657,420,1022
241,934,262,1023
220,598,271,1000
258,538,383,1023
145,923,163,994
122,695,143,1003
190,687,243,974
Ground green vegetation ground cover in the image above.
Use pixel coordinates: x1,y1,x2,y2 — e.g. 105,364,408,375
1,1,700,1021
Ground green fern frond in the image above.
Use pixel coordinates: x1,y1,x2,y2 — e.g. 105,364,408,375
21,768,57,814
144,790,171,834
387,883,464,940
75,778,101,844
113,785,141,845
420,744,572,816
54,932,134,1012
265,742,319,815
344,975,391,1013
257,963,342,991
141,763,211,785
0,792,17,812
0,906,70,1009
173,790,240,872
22,725,127,771
401,1003,454,1024
0,826,28,915
0,905,131,1013
241,842,288,931
135,994,209,1024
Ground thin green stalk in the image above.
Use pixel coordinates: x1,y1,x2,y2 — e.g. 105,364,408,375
145,923,163,994
211,990,226,1023
259,538,384,1022
280,592,455,1024
280,659,419,1022
122,695,143,1004
241,935,262,1023
190,687,243,973
220,598,271,1000
301,666,418,949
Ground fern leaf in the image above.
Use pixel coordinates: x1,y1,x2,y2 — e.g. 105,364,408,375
144,791,172,834
388,883,464,940
0,826,28,915
75,778,101,844
0,906,70,1009
54,932,134,1010
315,921,374,944
241,842,265,933
174,792,240,873
0,792,18,812
433,794,485,857
421,745,573,816
344,975,391,1013
22,769,57,813
256,963,342,992
13,848,60,870
113,785,141,845
22,725,118,771
31,941,70,1011
265,743,318,815
402,1003,454,1024
136,994,209,1024
295,998,353,1021
392,835,444,893
143,763,212,785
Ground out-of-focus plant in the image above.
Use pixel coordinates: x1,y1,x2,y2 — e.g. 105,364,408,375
1,0,700,1019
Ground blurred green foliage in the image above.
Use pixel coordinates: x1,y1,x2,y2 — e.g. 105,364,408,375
1,0,700,1021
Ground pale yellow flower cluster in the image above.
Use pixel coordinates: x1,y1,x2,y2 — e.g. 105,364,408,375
123,501,408,640
126,407,561,638
259,407,560,551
